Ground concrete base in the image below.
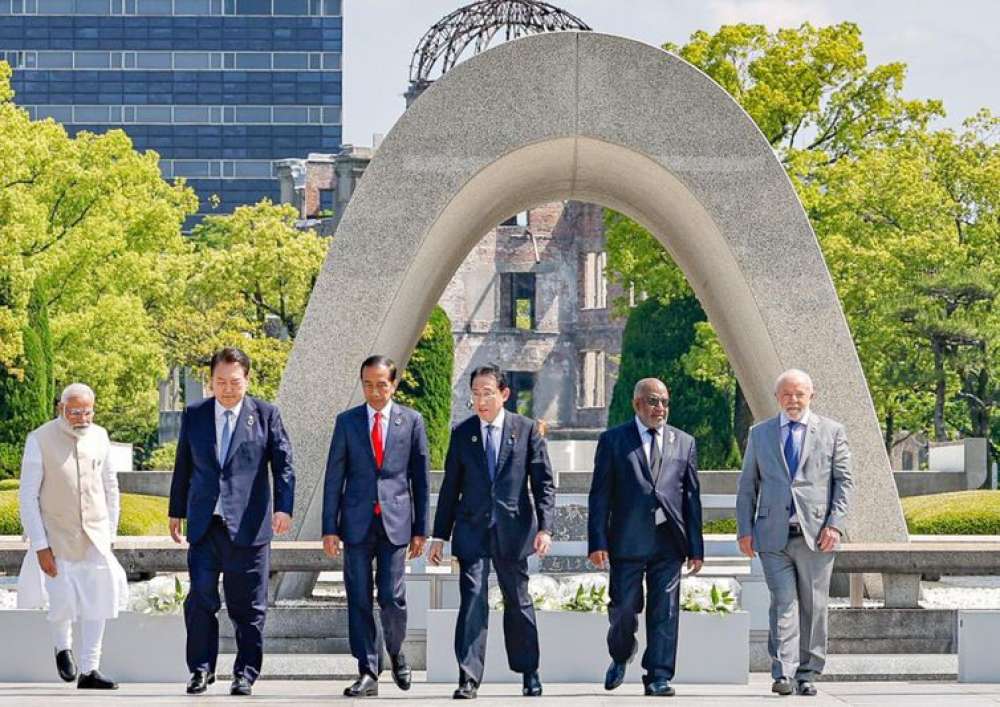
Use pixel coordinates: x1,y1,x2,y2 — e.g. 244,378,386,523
426,609,749,684
958,610,1000,682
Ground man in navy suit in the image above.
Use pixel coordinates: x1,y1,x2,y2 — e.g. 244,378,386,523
428,364,555,700
588,378,704,697
322,355,430,698
168,347,295,696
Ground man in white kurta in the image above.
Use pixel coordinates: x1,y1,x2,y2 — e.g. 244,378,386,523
17,383,128,689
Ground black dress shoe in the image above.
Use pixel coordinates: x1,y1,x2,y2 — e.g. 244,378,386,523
343,673,379,697
797,680,818,696
186,670,215,695
230,675,252,696
55,649,77,682
522,670,542,696
390,653,411,691
771,677,794,696
604,660,627,691
77,670,119,690
453,676,478,699
644,678,675,697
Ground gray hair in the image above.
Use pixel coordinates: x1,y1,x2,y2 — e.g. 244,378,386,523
774,369,814,393
60,383,96,404
633,377,667,399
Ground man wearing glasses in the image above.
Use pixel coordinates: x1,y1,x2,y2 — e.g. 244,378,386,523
17,383,128,689
428,364,555,699
588,378,704,697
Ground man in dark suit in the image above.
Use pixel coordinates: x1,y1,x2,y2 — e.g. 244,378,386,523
428,364,555,699
168,347,295,696
588,377,704,697
322,355,430,698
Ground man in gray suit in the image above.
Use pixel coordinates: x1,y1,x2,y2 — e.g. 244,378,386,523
736,369,852,697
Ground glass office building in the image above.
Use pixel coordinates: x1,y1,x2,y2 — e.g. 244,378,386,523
0,0,342,217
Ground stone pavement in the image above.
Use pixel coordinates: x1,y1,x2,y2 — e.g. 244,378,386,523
3,676,1000,705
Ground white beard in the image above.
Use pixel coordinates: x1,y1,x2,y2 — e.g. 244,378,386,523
58,416,90,439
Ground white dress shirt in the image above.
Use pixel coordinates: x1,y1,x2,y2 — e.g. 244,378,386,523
214,398,243,516
481,408,506,465
19,430,119,551
634,415,665,469
367,400,392,456
780,409,811,525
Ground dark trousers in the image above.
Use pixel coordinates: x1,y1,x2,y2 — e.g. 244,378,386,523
455,530,539,684
184,516,270,682
607,532,684,682
343,516,408,677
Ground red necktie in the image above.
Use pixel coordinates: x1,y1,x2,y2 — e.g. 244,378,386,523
372,411,383,515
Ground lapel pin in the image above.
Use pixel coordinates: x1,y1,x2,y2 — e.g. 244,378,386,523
668,430,675,444
471,435,478,443
394,417,402,426
247,416,254,427
507,438,514,446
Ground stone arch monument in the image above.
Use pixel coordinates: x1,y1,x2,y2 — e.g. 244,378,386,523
275,32,907,596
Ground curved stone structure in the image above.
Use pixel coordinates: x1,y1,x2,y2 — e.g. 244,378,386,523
275,32,907,595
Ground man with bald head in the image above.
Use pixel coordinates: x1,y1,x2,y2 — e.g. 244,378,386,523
588,378,704,697
17,383,128,689
736,369,853,697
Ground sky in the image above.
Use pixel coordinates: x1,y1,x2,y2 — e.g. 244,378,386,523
342,0,1000,147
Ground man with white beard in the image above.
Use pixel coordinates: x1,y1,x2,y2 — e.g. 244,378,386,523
17,383,128,689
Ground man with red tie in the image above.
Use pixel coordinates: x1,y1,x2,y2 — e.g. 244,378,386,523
322,356,431,697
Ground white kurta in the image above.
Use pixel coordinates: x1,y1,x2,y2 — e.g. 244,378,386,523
16,430,129,621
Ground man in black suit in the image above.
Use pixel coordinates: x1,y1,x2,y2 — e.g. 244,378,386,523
428,364,555,699
322,355,431,698
588,377,704,697
168,347,296,696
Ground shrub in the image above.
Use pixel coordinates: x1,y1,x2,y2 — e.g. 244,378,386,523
703,518,738,534
902,490,1000,535
146,441,178,471
0,488,169,536
396,305,454,469
608,297,733,468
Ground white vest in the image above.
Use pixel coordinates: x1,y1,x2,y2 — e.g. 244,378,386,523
34,419,111,561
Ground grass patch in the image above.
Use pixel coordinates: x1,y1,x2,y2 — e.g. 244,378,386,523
703,518,738,534
0,487,168,536
901,490,1000,535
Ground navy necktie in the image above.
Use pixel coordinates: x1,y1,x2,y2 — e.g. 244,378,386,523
485,424,497,481
784,420,800,480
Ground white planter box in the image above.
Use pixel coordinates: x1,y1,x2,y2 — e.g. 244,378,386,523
427,609,749,684
0,610,187,683
959,610,1000,682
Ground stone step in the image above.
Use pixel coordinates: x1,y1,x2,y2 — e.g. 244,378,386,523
819,654,957,681
220,637,350,654
215,653,359,680
218,606,348,640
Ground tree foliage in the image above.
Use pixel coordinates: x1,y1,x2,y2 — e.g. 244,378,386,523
396,306,455,469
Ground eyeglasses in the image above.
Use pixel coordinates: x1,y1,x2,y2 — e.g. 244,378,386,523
66,408,94,417
644,396,670,409
471,391,499,401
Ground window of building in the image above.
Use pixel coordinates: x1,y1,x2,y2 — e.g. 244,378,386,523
582,251,607,310
578,350,606,409
500,210,528,227
504,371,535,417
317,188,334,217
500,272,536,330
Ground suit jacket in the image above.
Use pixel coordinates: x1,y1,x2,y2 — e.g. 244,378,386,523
588,420,704,561
322,402,430,546
736,412,853,552
432,412,555,561
168,396,295,547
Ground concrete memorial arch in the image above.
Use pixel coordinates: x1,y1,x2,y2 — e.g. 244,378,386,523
274,32,907,597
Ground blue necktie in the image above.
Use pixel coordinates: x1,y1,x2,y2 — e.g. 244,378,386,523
219,410,234,467
485,424,497,481
783,420,800,480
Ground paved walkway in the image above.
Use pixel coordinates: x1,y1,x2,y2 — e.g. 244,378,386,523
3,676,1000,705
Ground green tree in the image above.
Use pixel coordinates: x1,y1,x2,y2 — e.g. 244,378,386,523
396,306,455,469
160,200,328,401
0,286,55,477
609,298,737,469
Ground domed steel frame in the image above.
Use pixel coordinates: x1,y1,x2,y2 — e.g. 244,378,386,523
408,0,591,89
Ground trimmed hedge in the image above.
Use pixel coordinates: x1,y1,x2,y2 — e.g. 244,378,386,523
0,487,169,536
902,490,1000,535
703,518,738,534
